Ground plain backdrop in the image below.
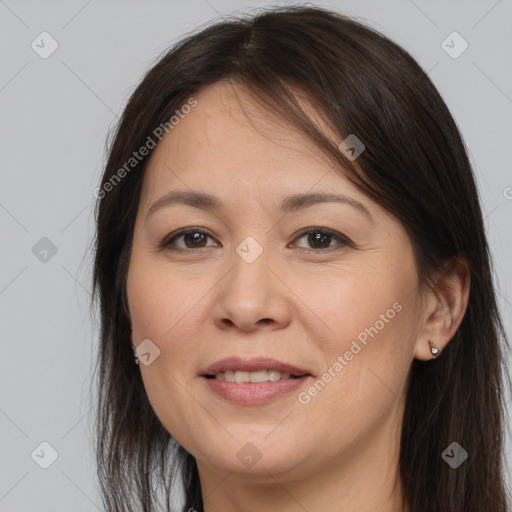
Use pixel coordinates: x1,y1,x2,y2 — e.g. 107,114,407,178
1,0,511,510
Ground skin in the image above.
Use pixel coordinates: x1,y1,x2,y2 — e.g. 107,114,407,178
126,80,470,512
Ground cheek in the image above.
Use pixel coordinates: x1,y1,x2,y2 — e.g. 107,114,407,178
127,258,209,448
301,259,415,347
127,255,199,343
126,253,217,401
298,258,418,410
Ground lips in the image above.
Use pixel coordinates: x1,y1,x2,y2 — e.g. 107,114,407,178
201,356,312,378
200,357,313,404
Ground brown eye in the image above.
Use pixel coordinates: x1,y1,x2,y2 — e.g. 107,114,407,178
181,231,208,248
306,231,331,249
292,228,350,251
161,226,351,253
161,228,216,250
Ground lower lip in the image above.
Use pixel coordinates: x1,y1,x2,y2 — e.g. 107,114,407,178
202,376,310,405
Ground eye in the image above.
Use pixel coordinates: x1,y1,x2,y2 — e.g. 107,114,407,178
160,228,217,250
291,227,351,252
160,227,351,252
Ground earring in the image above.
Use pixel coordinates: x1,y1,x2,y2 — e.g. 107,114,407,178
428,339,441,358
131,344,139,365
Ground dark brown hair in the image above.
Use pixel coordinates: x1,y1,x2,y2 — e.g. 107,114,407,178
91,5,511,511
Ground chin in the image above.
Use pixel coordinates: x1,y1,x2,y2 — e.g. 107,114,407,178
192,436,310,479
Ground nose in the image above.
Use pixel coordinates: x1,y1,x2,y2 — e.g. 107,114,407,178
212,245,292,333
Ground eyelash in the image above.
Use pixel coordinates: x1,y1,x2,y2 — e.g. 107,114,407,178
159,227,352,253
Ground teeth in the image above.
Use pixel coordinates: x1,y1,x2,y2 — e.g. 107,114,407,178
235,371,249,383
224,371,235,382
249,370,267,383
214,370,295,382
267,370,281,381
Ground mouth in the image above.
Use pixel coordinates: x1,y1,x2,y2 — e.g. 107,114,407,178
201,356,312,381
200,357,313,404
204,370,306,382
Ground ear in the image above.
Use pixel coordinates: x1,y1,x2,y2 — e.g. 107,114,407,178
414,256,471,361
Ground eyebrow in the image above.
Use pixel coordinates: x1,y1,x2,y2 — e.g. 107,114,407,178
146,190,374,223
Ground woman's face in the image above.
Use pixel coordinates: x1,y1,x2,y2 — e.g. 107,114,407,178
126,81,424,482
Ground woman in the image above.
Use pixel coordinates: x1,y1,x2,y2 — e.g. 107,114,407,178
91,5,511,511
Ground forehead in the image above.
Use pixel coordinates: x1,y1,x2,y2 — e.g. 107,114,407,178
140,81,361,205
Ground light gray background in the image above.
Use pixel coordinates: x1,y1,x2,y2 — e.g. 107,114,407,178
1,0,511,510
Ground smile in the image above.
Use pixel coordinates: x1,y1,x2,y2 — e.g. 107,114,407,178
209,369,299,382
200,356,313,404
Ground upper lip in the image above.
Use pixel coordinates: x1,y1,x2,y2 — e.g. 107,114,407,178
201,357,312,377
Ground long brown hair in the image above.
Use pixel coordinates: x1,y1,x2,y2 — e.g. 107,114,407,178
91,5,511,511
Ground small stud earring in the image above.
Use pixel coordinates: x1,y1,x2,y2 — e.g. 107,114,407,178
428,339,441,358
131,344,139,365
